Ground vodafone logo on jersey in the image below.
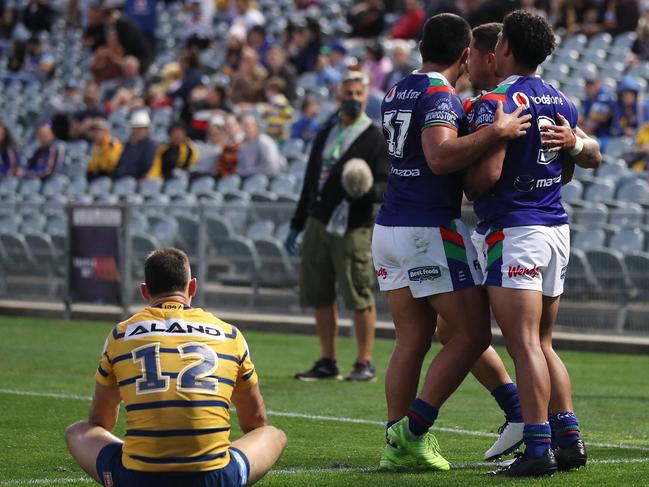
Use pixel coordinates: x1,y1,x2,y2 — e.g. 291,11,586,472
385,85,397,103
512,92,530,109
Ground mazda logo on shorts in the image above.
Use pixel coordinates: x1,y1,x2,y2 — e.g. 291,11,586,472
514,175,535,192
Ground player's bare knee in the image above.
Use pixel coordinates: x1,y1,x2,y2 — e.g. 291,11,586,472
272,426,288,450
64,421,88,446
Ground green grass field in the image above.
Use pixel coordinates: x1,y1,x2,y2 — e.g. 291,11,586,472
1,316,648,486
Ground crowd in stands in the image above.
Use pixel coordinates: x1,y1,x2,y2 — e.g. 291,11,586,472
0,0,648,187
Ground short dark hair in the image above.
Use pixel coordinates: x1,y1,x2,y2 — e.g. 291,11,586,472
144,248,190,296
502,10,556,70
472,22,502,54
420,13,471,66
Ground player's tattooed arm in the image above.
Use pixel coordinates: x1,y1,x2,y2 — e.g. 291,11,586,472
422,101,530,175
89,382,121,431
463,142,507,201
540,115,602,169
232,384,268,433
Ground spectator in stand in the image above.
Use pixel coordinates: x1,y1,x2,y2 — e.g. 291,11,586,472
630,10,649,65
290,18,323,74
383,39,416,90
348,0,385,38
231,0,265,33
183,83,232,141
589,0,640,36
124,0,157,47
0,123,21,177
106,8,152,73
83,2,106,51
611,76,649,138
389,0,424,39
114,110,157,179
6,39,26,73
0,7,18,40
217,113,243,178
47,81,84,140
87,118,124,180
261,77,294,143
230,46,268,104
168,51,204,101
247,24,271,65
102,56,144,102
314,46,342,91
291,97,321,145
147,122,200,179
22,0,54,33
363,41,392,93
194,115,226,177
266,45,297,102
329,42,348,76
223,28,245,75
90,22,126,83
582,73,616,146
23,36,54,82
237,114,284,177
70,81,106,140
181,0,213,49
629,122,649,171
23,123,64,178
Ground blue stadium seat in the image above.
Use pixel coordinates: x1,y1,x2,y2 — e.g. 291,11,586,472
624,251,649,300
250,190,278,203
163,177,189,196
596,160,629,180
112,176,138,197
190,176,216,195
217,174,242,192
0,214,21,233
609,203,643,227
584,180,615,203
217,236,261,287
18,177,42,196
609,228,644,254
564,248,598,300
561,180,583,204
131,233,160,279
206,215,233,254
139,178,164,197
93,194,120,205
0,232,36,275
573,228,605,251
0,177,19,196
573,203,608,226
246,219,275,240
129,212,149,235
605,137,634,158
19,213,47,234
270,174,297,196
242,174,269,193
617,180,649,204
588,32,612,49
24,232,63,285
41,174,69,197
88,176,113,196
253,237,297,287
148,214,178,247
585,248,635,300
175,214,200,254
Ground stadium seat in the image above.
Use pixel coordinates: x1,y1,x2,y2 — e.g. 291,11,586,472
46,214,67,236
573,203,608,226
221,189,251,203
190,176,216,195
617,180,649,204
573,229,606,251
131,233,160,279
0,232,36,275
270,174,298,196
148,215,179,247
605,137,633,158
205,215,233,254
0,214,21,233
217,236,261,287
596,160,629,180
196,191,224,205
282,138,305,160
0,177,19,196
112,177,138,197
143,192,171,208
242,174,270,193
24,232,63,285
246,219,276,240
564,248,598,301
19,213,47,234
561,33,587,50
613,31,637,49
250,190,279,203
561,180,583,204
93,194,120,205
139,178,164,197
163,177,189,196
129,212,149,235
216,174,242,192
289,159,307,180
18,177,42,196
609,204,643,227
175,214,200,254
584,180,615,203
623,251,649,300
88,176,113,196
609,228,644,253
585,248,635,300
588,32,612,49
253,237,297,287
41,174,69,197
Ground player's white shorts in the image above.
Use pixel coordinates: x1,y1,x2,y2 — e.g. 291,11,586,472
482,225,569,297
372,220,483,298
471,230,487,272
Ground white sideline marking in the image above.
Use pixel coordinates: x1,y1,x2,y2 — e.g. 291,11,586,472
5,459,649,485
2,388,649,453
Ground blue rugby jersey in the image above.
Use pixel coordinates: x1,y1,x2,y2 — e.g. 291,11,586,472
471,75,578,231
376,72,468,227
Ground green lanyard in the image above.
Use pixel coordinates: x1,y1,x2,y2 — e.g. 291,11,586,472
326,114,368,161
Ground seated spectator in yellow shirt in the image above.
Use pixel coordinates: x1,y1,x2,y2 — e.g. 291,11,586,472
261,77,294,142
87,118,123,180
147,122,200,180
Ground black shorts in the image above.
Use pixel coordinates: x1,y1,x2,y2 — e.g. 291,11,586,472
95,443,250,487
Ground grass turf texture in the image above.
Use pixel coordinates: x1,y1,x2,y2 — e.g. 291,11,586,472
1,316,648,486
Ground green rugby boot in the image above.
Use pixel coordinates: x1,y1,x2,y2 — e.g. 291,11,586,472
386,417,451,471
379,440,419,470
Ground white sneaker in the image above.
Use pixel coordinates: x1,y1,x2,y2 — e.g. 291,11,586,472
484,421,525,461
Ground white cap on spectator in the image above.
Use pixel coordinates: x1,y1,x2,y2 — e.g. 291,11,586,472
131,110,151,128
210,115,225,128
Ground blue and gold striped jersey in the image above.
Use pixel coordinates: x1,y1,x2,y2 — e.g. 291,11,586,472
95,302,258,472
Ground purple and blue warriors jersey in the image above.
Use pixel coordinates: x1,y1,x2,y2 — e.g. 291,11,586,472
376,72,468,227
95,302,258,473
471,75,578,232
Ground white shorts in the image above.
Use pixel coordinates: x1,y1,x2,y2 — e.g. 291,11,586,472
372,220,483,298
471,230,487,272
482,225,569,297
